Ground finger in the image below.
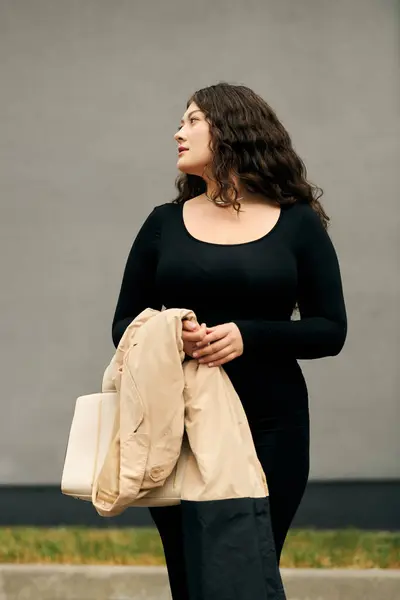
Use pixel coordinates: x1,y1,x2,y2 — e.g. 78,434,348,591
193,337,229,358
193,324,208,342
198,348,235,365
196,344,233,363
208,352,238,367
182,329,208,343
195,329,228,348
183,329,198,341
183,321,207,333
182,319,199,331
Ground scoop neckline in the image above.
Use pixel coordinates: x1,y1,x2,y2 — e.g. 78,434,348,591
180,201,284,247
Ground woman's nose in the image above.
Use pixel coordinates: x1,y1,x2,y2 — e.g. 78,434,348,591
174,128,187,143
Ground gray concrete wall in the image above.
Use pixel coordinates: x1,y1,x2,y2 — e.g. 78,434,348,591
0,0,398,485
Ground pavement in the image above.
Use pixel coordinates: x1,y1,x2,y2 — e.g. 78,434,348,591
0,564,399,600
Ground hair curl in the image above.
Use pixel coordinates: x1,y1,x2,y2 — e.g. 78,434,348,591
172,82,329,229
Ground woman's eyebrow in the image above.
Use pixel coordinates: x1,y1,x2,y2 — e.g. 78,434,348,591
180,110,201,124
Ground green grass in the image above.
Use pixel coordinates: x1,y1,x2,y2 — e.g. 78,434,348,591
0,527,398,568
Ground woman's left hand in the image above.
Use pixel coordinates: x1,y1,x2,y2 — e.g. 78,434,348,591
192,322,244,367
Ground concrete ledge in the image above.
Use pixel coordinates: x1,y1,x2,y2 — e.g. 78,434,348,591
0,564,399,600
282,568,400,600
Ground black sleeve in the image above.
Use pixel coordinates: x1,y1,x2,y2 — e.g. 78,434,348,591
233,205,347,360
111,206,163,348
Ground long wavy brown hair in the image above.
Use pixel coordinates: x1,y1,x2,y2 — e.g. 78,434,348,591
172,82,329,229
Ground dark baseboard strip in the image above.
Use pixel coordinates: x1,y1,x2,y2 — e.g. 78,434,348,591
0,481,398,530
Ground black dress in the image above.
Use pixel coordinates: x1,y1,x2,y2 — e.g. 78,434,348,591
111,199,347,599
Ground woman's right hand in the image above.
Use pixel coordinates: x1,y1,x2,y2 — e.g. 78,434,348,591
182,320,208,357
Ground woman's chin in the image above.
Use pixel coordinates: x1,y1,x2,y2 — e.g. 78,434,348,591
177,161,194,175
177,159,203,176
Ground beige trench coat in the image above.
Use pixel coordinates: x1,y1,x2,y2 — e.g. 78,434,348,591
92,307,268,517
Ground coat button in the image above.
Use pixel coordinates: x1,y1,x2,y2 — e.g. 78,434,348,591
150,466,164,481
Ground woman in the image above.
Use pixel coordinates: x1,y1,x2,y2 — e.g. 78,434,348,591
111,82,347,598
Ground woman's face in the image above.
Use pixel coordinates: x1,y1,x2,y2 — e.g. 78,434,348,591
174,102,212,177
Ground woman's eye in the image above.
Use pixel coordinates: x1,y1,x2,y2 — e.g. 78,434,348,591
177,118,198,131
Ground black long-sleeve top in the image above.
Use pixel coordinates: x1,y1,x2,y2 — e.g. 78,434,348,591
111,200,347,428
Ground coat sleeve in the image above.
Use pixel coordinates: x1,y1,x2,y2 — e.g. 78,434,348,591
233,205,347,360
111,206,163,348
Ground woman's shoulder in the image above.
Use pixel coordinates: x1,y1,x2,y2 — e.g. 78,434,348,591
284,200,316,218
283,201,324,231
143,201,179,223
152,201,180,215
279,201,330,253
140,202,180,239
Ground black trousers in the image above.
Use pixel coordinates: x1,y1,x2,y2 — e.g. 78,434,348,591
149,420,310,600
